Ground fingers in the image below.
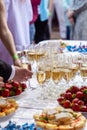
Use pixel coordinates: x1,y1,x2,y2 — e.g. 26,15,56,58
19,76,30,82
21,70,33,82
14,66,33,82
0,76,3,81
0,82,4,87
0,77,4,88
25,69,33,78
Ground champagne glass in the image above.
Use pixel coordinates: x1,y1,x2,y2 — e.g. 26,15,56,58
28,44,36,63
51,68,62,84
59,54,72,89
36,59,46,87
21,60,34,90
44,66,51,83
36,69,46,87
35,45,45,62
43,57,52,85
62,68,72,83
68,63,79,86
21,49,37,90
48,40,60,54
80,65,87,85
36,69,46,101
27,44,38,76
51,54,62,84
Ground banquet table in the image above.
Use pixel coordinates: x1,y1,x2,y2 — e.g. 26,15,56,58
0,40,87,129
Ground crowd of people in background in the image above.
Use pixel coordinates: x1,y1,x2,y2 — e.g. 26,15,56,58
0,0,87,64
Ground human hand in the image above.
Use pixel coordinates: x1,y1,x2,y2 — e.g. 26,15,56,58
67,10,75,25
69,17,75,25
13,66,33,82
0,77,4,89
67,10,74,19
13,58,22,67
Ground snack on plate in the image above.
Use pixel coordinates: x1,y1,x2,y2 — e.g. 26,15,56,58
34,106,86,130
0,98,18,117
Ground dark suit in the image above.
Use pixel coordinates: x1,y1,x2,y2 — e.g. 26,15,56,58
0,60,12,82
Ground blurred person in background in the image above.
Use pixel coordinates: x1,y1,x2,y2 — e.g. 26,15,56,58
53,0,66,39
63,0,73,40
0,0,21,66
30,0,41,44
0,0,33,85
0,0,33,65
34,0,53,44
67,0,87,40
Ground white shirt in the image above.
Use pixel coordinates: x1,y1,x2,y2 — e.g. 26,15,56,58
9,65,15,80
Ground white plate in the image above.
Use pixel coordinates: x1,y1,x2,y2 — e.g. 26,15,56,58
0,111,16,122
81,112,87,119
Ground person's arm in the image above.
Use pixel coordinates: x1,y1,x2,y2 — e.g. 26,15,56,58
63,0,70,13
0,0,21,66
68,1,87,18
72,0,87,12
0,59,33,83
48,0,53,16
0,59,12,82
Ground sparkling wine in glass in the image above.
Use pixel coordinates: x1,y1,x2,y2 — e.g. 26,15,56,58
36,70,46,87
80,66,87,85
51,68,62,84
62,68,72,88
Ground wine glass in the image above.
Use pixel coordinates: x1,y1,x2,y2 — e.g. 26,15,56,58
42,57,52,84
28,44,36,63
36,69,46,87
58,53,72,89
36,59,46,88
51,68,62,85
80,64,87,85
62,68,72,84
35,45,45,62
